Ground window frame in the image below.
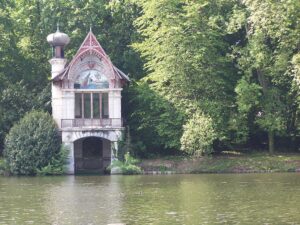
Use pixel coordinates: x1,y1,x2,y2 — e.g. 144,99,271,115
74,91,109,119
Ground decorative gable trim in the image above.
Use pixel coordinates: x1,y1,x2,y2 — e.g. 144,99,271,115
52,31,130,82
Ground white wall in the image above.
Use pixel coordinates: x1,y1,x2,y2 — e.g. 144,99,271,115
50,58,67,128
62,91,75,119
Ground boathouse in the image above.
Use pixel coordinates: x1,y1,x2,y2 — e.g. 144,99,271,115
47,27,129,174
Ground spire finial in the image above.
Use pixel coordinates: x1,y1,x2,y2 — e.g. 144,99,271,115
56,22,60,32
89,24,92,32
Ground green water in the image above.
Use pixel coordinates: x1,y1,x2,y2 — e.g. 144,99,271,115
0,174,300,225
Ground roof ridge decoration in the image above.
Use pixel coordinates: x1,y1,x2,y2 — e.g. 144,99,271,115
52,31,129,82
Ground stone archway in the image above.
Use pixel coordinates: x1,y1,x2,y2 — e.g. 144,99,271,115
64,130,122,143
62,130,122,174
74,136,111,174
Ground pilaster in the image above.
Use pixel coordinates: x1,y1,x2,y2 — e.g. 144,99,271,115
109,90,122,119
64,141,75,175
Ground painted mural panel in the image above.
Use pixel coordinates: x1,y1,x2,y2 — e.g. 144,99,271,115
75,69,109,89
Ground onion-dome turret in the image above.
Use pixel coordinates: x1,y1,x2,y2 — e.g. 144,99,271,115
47,25,70,46
47,24,70,58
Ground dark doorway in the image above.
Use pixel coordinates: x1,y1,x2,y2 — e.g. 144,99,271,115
75,137,103,173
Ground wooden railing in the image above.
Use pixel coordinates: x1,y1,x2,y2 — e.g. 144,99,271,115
61,118,123,128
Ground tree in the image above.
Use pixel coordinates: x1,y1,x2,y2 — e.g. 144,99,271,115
0,81,34,153
0,81,51,153
123,82,184,156
132,0,241,153
230,0,300,153
133,0,300,154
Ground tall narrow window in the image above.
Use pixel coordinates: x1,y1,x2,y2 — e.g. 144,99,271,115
75,93,82,118
93,93,100,118
84,93,91,118
102,93,109,118
75,92,109,119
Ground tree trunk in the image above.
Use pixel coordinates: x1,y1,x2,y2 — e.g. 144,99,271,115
268,130,275,154
257,69,269,94
291,134,296,151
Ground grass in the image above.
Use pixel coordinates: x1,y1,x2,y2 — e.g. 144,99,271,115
140,152,300,174
191,155,298,173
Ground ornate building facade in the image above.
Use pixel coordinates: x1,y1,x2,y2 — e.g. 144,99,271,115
47,28,129,174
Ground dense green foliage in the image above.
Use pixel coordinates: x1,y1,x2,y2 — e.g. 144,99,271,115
0,157,8,175
181,112,216,155
123,82,184,156
37,144,69,175
0,0,300,157
231,0,300,153
4,110,61,175
110,152,142,175
132,0,300,154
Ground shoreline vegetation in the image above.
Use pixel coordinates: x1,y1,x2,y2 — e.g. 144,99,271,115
139,152,300,174
2,152,300,176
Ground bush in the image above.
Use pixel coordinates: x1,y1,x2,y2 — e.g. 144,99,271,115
37,145,69,175
0,158,8,175
121,163,142,175
110,152,142,175
4,110,61,175
180,112,217,156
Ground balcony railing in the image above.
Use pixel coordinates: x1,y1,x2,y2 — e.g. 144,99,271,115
61,118,123,128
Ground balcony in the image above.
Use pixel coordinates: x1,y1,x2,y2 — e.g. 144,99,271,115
61,118,123,129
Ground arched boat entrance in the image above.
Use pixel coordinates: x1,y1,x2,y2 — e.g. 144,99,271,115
74,137,111,174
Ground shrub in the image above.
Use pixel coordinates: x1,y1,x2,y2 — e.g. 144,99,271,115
122,152,142,175
4,110,61,175
180,112,217,156
121,163,142,175
110,152,142,175
0,158,8,175
37,145,69,175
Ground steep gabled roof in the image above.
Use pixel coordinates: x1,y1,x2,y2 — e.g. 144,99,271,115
52,31,129,82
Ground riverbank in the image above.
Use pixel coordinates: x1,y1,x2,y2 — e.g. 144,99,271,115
139,152,300,174
2,152,300,175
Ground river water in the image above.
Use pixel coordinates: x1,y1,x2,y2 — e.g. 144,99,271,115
0,173,299,225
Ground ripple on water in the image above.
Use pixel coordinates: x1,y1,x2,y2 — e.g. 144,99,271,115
165,211,177,215
0,174,300,224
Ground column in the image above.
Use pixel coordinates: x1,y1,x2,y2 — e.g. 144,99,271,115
111,141,118,161
64,141,75,175
110,141,122,174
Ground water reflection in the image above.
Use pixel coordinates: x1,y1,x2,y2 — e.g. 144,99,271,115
117,174,300,225
46,176,124,225
0,177,52,224
0,174,300,225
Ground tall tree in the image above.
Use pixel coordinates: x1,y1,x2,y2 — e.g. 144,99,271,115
231,0,300,153
133,0,241,153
